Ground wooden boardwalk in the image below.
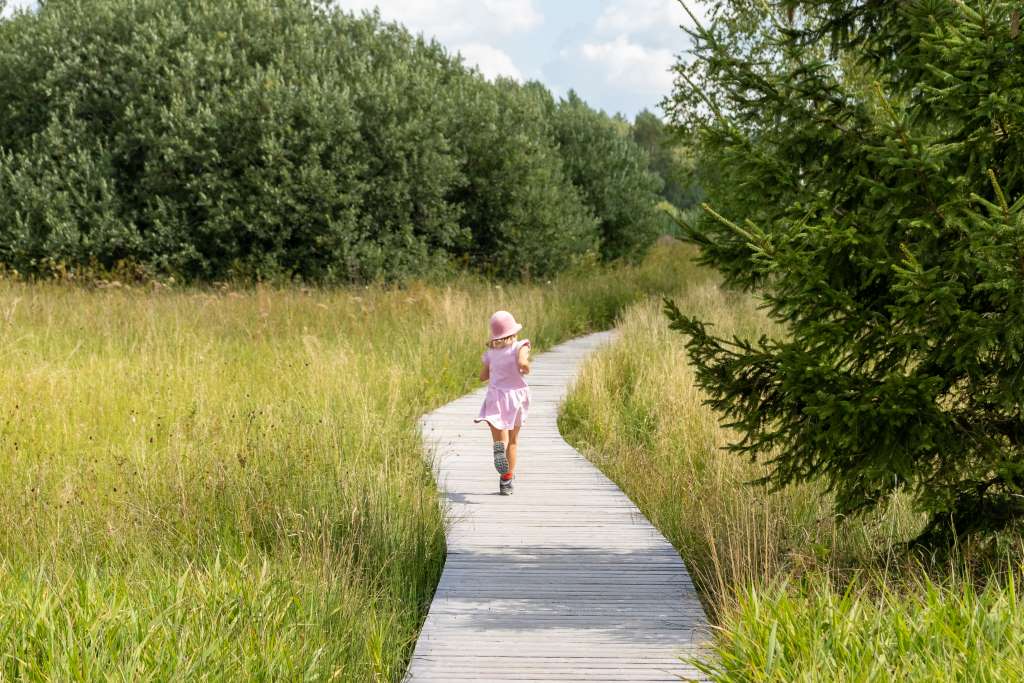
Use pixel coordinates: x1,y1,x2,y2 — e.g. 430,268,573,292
406,331,709,682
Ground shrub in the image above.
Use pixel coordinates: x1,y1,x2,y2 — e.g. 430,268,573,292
632,109,701,210
449,79,599,278
1,0,668,282
0,0,469,281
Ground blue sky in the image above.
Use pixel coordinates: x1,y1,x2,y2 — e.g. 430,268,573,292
2,0,705,119
332,0,704,119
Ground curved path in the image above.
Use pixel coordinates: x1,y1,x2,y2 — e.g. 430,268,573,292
406,331,709,682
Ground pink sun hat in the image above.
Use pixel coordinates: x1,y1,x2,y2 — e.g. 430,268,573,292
489,310,523,341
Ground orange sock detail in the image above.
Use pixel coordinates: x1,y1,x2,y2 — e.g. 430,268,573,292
501,473,513,481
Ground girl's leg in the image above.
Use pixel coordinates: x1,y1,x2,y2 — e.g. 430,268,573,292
487,422,510,475
487,423,509,448
507,424,521,476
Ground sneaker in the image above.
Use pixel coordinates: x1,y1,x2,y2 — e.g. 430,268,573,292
499,475,514,496
492,442,509,475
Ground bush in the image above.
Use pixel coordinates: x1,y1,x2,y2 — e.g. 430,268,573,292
448,79,598,278
632,109,701,210
0,0,668,283
0,0,464,281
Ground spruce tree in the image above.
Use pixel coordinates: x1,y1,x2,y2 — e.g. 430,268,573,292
666,1,1024,543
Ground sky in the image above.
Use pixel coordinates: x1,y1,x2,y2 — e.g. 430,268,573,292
330,0,704,119
2,0,705,120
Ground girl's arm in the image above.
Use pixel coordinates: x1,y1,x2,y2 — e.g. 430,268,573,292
479,354,490,382
517,343,531,375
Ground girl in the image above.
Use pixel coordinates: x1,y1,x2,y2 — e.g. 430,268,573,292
475,310,531,495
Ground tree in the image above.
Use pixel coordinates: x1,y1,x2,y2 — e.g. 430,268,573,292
553,92,664,262
0,0,467,281
448,79,598,278
0,0,633,283
665,1,1024,544
632,109,700,209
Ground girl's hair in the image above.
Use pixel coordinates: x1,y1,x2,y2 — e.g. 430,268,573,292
487,334,516,349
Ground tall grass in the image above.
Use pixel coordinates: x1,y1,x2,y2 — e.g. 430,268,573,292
0,242,696,680
561,287,923,617
700,570,1024,681
561,272,1023,681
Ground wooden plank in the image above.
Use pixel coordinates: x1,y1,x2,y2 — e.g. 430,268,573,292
405,331,710,682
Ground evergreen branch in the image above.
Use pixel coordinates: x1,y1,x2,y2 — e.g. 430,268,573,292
664,297,761,353
700,202,766,249
954,1,983,24
785,0,889,52
872,81,946,226
660,204,710,248
987,168,1009,220
970,193,1007,216
755,0,788,34
675,0,708,37
672,57,727,125
1010,194,1024,214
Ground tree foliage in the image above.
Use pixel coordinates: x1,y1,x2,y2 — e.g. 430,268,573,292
552,92,664,261
0,0,663,282
666,1,1024,543
448,79,597,278
632,109,701,210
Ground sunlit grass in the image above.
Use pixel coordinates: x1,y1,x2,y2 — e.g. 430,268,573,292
696,570,1024,682
0,242,698,680
561,275,1023,681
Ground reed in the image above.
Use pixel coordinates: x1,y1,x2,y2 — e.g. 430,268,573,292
0,242,696,680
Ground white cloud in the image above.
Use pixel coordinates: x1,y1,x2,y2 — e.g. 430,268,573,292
480,0,542,33
334,0,541,42
332,0,538,82
543,0,711,116
594,0,708,46
1,0,36,18
579,35,675,94
457,42,523,81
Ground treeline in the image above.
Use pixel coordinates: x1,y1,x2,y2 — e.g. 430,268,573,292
632,110,700,211
0,0,666,283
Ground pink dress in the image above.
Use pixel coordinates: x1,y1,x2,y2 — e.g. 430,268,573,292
475,339,531,430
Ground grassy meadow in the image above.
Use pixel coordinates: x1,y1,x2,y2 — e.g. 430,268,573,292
6,236,1019,681
0,242,695,681
561,272,1024,681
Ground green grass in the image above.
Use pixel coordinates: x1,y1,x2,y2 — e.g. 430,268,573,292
560,274,1024,682
0,242,697,680
699,571,1024,682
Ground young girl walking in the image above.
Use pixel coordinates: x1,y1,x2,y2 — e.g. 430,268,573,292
474,310,531,495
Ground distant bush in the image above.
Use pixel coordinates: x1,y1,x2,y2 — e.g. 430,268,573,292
631,109,701,211
448,79,598,278
553,92,663,262
0,0,664,283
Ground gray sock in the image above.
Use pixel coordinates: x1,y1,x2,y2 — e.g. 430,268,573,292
492,442,509,475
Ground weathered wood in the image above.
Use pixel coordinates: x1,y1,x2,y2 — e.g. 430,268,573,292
405,332,709,682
